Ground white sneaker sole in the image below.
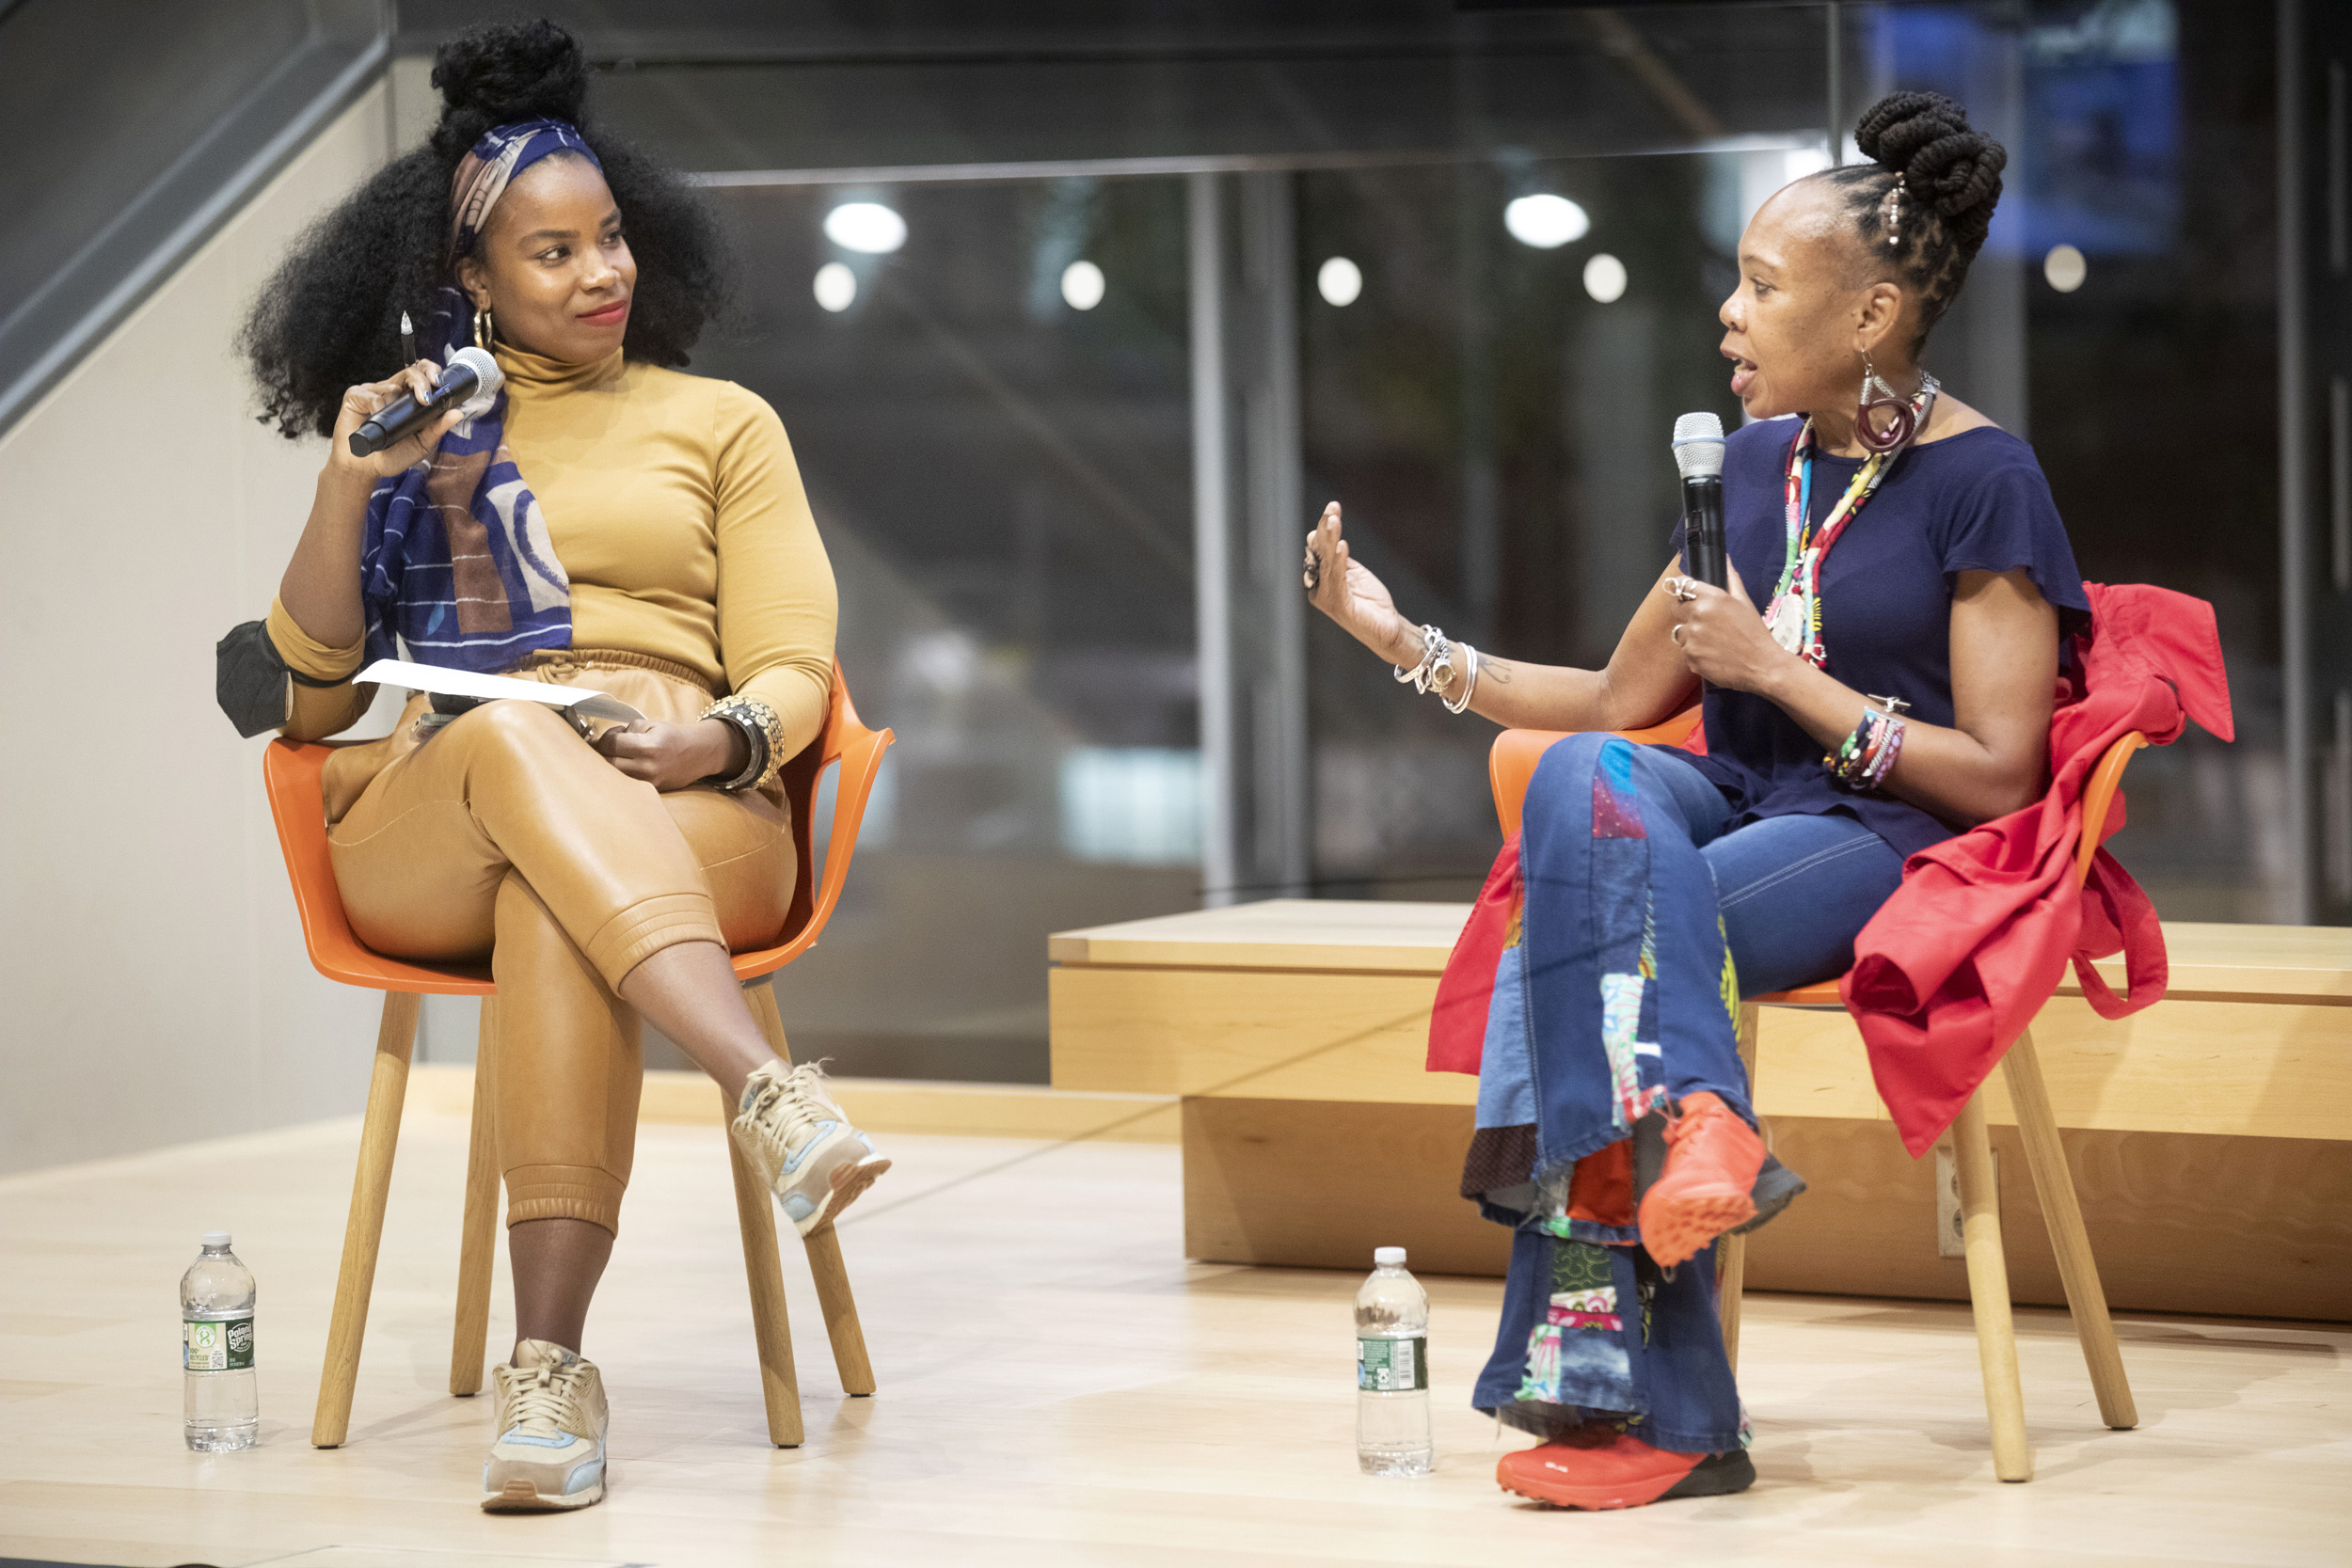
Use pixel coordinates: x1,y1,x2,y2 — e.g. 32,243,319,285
787,1148,892,1237
481,1472,605,1513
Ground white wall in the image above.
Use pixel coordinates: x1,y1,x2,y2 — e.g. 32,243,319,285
0,85,402,1174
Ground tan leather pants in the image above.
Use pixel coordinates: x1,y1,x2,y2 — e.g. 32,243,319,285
326,652,795,1235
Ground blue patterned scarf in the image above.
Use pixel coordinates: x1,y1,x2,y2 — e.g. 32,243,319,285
358,118,600,672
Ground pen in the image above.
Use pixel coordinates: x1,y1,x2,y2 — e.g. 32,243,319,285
400,311,416,365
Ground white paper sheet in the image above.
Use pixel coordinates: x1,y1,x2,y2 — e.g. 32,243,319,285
354,658,645,723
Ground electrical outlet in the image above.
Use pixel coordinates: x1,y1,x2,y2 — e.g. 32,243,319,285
1934,1141,1998,1259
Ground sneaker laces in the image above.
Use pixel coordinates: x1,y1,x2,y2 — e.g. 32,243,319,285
741,1062,840,1160
504,1361,588,1438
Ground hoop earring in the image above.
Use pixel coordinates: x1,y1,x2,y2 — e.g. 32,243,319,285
1855,352,1915,452
472,304,495,352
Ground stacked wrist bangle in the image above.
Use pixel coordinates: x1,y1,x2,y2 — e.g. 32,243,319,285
1393,624,1481,715
1444,641,1480,714
699,694,787,792
1823,702,1907,792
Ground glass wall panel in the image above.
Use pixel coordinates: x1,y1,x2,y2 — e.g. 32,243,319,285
1299,153,1740,898
691,177,1200,1081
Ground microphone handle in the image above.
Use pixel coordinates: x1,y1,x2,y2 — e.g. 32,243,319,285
1682,476,1727,591
348,365,478,457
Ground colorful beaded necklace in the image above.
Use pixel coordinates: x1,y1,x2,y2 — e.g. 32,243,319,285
1761,373,1940,667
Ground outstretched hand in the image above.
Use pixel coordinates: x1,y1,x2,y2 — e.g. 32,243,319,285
1304,501,1416,665
1661,563,1793,695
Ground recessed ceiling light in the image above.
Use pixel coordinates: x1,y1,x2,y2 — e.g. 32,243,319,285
1505,194,1590,249
1582,252,1628,303
824,202,906,255
1061,260,1105,310
813,261,856,311
1317,256,1363,307
2043,244,2088,293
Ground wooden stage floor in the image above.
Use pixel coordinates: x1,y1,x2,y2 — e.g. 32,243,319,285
3,1101,2345,1567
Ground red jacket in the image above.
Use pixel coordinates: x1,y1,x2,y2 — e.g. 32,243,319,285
1848,581,2233,1153
1429,584,2234,1159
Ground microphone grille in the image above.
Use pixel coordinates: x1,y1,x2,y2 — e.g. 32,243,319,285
444,345,502,419
1672,411,1725,480
447,345,503,396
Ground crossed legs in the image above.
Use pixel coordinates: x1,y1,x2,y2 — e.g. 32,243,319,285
331,698,800,1356
502,940,786,1354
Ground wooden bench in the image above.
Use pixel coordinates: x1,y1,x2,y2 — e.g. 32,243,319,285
1049,901,2352,1322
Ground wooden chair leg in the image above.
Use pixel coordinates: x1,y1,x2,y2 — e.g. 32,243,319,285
313,991,419,1449
722,1083,804,1447
2002,1027,2137,1430
803,1226,878,1395
747,981,879,1396
1952,1088,2032,1481
1716,1002,1761,1373
450,998,501,1398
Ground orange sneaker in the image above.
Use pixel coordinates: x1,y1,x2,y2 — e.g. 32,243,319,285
1497,1432,1755,1510
1636,1091,1763,1267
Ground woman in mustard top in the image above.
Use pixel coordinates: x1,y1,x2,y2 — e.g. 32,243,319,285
228,23,882,1513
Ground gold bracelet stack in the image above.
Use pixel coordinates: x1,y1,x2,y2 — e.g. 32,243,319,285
699,694,787,792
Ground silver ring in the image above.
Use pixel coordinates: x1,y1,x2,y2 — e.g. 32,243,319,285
1668,577,1699,603
1670,624,1686,645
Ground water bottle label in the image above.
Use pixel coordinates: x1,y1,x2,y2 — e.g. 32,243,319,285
1357,1336,1426,1393
185,1315,254,1372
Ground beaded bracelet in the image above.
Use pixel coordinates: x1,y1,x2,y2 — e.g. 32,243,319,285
1823,705,1907,792
1864,715,1907,787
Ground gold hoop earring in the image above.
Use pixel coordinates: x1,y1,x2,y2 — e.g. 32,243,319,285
473,304,495,351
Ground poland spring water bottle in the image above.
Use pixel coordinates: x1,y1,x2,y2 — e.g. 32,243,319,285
182,1231,258,1451
1355,1245,1433,1475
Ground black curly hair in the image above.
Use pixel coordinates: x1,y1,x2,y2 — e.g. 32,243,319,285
242,19,731,440
1813,90,2008,351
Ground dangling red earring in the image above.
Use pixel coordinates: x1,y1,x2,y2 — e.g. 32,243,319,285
1854,353,1915,452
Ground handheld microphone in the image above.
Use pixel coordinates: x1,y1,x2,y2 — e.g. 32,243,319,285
1672,411,1727,590
348,346,502,458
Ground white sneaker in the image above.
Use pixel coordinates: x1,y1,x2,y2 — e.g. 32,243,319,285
482,1338,608,1512
730,1061,892,1236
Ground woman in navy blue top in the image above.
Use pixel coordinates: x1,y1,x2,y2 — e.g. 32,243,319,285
1693,418,2087,862
1307,92,2071,1509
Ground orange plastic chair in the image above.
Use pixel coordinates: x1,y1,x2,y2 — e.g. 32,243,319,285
264,660,895,1450
1486,716,2143,1482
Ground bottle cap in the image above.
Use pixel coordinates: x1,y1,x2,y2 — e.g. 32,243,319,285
202,1231,231,1249
1374,1246,1406,1267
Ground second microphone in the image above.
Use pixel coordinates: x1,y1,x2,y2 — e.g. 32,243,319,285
1671,410,1727,591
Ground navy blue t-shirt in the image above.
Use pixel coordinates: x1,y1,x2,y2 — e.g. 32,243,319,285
1673,418,2089,859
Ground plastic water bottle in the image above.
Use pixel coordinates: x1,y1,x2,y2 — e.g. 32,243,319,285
182,1232,257,1451
1355,1245,1432,1475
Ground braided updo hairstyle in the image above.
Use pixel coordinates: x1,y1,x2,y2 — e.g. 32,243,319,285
1815,90,2008,349
243,19,731,441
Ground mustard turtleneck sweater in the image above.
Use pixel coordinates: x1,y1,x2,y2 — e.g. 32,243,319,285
268,346,837,759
